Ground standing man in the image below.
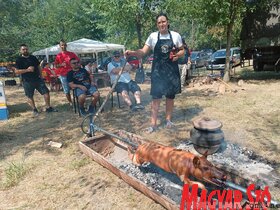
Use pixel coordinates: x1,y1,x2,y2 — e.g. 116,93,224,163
179,39,191,87
15,44,57,117
67,58,100,116
55,39,80,105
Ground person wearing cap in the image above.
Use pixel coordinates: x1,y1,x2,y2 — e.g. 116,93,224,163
107,51,145,111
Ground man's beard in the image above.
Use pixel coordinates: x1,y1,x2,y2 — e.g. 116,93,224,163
22,52,29,56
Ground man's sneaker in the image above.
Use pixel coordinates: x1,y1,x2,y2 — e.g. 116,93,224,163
134,103,145,110
88,105,95,114
33,109,39,117
144,126,158,134
130,105,137,112
79,107,87,116
46,107,58,113
166,120,175,129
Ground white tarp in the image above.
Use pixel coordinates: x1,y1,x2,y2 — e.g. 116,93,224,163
33,38,125,62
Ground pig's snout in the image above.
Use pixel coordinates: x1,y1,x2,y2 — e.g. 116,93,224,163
221,175,227,181
211,167,227,183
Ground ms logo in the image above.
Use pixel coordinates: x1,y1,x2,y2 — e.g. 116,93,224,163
161,45,169,54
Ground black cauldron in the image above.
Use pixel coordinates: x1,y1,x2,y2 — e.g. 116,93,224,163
190,117,224,155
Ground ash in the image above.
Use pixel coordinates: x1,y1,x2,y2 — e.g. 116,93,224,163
176,140,279,188
119,162,184,204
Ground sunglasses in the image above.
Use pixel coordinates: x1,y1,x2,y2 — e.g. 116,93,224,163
71,61,79,65
114,56,120,58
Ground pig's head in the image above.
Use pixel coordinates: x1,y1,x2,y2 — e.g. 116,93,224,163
192,155,227,186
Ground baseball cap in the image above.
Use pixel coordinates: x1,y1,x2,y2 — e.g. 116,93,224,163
113,51,121,57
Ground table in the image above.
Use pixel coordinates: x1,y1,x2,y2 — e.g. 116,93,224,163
93,72,110,88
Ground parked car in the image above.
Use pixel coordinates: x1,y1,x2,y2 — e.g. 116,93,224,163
206,47,241,70
201,48,215,56
98,57,112,71
190,51,209,68
0,66,9,77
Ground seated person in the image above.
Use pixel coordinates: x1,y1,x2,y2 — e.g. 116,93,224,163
107,51,144,111
85,59,98,74
67,58,100,116
42,62,59,91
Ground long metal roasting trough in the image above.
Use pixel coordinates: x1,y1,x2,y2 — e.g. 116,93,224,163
79,129,280,209
79,130,182,210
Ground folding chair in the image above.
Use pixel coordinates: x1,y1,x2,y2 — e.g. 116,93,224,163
110,84,136,109
111,87,121,108
72,89,101,117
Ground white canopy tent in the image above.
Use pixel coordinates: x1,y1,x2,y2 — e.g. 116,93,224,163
32,38,125,63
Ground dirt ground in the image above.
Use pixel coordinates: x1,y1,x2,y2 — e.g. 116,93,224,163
0,66,279,209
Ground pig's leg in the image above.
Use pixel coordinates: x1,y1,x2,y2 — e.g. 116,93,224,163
190,181,206,190
182,177,206,190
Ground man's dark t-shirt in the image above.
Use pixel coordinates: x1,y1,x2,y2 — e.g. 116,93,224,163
16,55,40,82
67,68,91,88
178,47,191,64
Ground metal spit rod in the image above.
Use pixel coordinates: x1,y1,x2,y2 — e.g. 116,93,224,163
93,125,139,149
224,180,279,206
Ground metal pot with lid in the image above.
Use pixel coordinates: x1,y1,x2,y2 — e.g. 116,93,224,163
190,117,224,155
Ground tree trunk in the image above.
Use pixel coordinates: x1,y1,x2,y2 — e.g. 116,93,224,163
191,20,195,49
223,22,234,82
223,0,240,82
135,14,142,49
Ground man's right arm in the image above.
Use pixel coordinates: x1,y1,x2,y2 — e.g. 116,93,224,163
107,63,118,75
68,82,88,91
55,62,65,68
67,72,87,90
14,66,34,75
54,54,66,68
68,81,84,90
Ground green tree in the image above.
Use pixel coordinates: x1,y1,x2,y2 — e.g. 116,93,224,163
0,0,105,61
0,0,34,61
197,0,246,81
27,0,105,50
88,0,160,49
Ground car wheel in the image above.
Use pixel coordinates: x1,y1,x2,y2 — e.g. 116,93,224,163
5,80,17,86
253,61,264,71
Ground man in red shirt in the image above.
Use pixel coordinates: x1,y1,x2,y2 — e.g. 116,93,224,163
55,39,80,105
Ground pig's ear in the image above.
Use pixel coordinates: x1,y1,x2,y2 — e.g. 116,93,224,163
193,156,200,168
203,151,208,159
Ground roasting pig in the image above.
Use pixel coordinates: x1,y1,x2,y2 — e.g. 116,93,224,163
128,142,226,190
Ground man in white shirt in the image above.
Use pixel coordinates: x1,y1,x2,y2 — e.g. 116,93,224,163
85,59,98,74
107,51,144,111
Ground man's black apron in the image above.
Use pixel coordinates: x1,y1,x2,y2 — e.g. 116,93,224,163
150,31,181,97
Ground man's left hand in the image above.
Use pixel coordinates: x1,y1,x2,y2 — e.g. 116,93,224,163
172,55,179,62
91,82,97,88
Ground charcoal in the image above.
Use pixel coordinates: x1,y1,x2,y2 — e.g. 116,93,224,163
120,162,183,204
